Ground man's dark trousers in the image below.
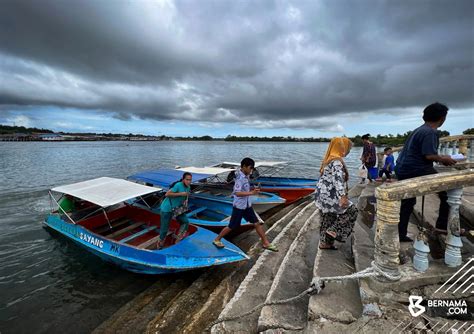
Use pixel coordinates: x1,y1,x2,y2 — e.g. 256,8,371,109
397,170,450,239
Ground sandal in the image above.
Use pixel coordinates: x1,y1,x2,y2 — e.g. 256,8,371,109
263,243,278,252
319,244,338,250
325,231,337,241
213,240,225,248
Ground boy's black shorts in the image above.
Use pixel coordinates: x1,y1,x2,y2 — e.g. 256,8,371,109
228,206,259,229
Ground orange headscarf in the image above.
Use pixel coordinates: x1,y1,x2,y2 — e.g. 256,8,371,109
320,137,352,180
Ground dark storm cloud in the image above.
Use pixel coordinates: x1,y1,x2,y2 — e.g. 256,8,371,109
0,0,472,129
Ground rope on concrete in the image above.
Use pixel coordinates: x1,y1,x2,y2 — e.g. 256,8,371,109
310,261,401,292
207,261,400,331
206,286,316,331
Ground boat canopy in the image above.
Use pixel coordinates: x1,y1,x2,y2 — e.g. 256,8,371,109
177,166,234,175
213,161,288,168
51,177,160,208
128,168,213,189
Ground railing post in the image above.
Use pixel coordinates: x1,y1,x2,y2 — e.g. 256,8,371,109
459,139,468,157
445,187,464,267
469,139,474,162
374,198,401,280
452,140,458,155
441,141,449,155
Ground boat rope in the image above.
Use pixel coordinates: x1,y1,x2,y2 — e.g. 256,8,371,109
207,261,400,330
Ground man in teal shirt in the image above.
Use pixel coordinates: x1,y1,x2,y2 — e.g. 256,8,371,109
158,172,192,249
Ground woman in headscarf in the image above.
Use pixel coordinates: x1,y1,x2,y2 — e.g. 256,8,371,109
315,137,358,250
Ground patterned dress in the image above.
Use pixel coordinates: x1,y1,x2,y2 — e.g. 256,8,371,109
315,160,358,244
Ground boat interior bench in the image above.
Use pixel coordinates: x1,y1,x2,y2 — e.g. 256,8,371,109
105,221,144,239
186,206,207,217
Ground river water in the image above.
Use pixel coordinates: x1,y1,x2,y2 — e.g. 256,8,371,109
0,141,366,333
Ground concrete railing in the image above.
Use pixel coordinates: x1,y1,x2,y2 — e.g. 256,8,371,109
376,134,474,170
373,169,474,279
439,134,474,162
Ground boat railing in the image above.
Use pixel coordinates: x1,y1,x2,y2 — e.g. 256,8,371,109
373,168,474,280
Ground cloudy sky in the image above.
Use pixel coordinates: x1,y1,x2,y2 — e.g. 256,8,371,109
0,0,473,137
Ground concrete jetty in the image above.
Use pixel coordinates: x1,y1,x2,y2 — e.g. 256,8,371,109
95,135,474,333
93,175,473,333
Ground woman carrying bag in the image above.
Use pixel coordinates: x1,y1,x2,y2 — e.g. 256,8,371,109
315,137,358,250
158,172,192,249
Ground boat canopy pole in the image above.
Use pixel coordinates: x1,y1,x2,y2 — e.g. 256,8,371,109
102,208,112,229
49,191,77,225
80,207,104,222
138,196,151,209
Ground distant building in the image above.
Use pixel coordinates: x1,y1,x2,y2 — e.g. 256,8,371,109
37,133,64,141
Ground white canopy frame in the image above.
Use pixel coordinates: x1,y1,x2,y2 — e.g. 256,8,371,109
49,177,161,226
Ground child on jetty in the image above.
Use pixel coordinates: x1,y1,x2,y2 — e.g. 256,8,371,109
377,147,395,181
213,157,278,252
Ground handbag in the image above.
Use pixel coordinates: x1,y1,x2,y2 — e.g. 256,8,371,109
358,164,368,178
168,193,189,218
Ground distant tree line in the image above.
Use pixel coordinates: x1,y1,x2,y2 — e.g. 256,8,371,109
3,124,472,144
224,135,330,142
0,125,54,134
350,130,451,147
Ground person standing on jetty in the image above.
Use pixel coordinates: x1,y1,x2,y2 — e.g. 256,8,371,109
315,137,358,250
395,102,457,242
158,172,192,249
360,134,377,183
213,157,278,252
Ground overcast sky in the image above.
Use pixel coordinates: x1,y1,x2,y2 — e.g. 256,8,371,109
0,0,473,137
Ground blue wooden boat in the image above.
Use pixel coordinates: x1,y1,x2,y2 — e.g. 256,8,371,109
211,161,317,187
127,169,255,230
210,161,317,203
127,167,287,213
44,177,248,274
190,184,285,213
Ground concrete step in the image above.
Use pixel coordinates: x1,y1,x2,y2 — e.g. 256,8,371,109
211,202,317,333
173,200,315,333
257,209,320,332
307,234,363,327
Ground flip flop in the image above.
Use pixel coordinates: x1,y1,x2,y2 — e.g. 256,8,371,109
319,244,338,250
213,240,225,248
263,244,278,252
325,231,337,241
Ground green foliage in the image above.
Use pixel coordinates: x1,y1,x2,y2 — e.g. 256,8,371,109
463,128,474,135
0,124,54,134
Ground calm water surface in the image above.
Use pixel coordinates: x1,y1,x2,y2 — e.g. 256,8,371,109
0,141,366,333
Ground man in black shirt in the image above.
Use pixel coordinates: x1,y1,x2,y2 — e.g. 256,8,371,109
395,102,457,242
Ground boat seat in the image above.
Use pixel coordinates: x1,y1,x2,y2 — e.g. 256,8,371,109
120,225,157,243
186,207,207,217
105,222,144,239
137,235,162,249
95,218,130,234
137,230,175,250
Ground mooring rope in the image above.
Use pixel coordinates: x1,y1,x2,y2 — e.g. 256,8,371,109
207,261,400,331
